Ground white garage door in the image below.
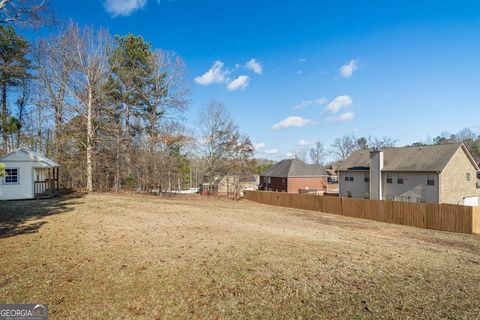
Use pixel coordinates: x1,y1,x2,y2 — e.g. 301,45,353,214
463,196,479,206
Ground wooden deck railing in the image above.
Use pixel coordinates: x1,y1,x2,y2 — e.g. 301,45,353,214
34,179,58,197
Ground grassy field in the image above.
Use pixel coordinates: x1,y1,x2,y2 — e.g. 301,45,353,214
1,193,480,319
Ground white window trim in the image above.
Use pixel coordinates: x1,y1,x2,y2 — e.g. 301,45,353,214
3,167,20,185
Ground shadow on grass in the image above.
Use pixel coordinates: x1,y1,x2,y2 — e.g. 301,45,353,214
0,193,85,239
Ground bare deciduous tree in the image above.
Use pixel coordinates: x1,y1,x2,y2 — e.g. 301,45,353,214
330,134,358,160
309,141,326,165
367,136,396,149
0,0,53,27
63,23,113,192
32,27,75,160
331,134,397,160
198,100,254,194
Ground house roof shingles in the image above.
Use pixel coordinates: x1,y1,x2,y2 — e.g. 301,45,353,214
260,159,328,178
337,143,479,172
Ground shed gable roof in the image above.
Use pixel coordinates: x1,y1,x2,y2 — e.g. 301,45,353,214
261,158,328,177
337,143,479,172
0,148,60,167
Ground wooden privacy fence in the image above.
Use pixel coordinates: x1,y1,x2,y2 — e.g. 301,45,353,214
244,191,480,234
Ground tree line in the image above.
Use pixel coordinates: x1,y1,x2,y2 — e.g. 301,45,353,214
0,1,255,193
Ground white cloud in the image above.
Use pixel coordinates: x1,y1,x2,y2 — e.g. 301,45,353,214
194,61,229,85
227,75,250,91
328,111,355,123
293,97,328,109
254,142,265,150
298,139,309,146
286,152,295,158
272,116,312,130
245,59,263,74
264,148,278,155
103,0,148,17
339,59,359,78
324,95,352,113
298,58,307,63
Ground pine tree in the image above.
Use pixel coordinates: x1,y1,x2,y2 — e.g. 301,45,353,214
0,24,30,152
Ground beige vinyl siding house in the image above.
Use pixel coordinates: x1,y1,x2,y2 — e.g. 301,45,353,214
439,146,479,204
338,143,480,205
215,175,259,197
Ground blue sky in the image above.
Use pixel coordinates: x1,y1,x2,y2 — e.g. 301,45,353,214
48,0,480,160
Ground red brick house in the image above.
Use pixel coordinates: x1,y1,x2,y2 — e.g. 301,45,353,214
259,158,328,193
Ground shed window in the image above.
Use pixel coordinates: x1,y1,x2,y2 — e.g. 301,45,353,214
4,168,19,184
427,174,435,186
465,172,471,182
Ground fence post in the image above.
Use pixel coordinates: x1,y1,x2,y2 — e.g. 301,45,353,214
473,206,480,234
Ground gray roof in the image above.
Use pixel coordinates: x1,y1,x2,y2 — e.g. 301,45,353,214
337,143,479,172
260,159,328,177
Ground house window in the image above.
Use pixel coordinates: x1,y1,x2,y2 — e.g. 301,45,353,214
347,191,352,198
397,174,404,184
4,168,19,184
427,174,435,186
465,172,471,182
282,178,286,185
344,176,349,182
344,173,354,182
386,173,393,184
364,173,369,183
400,195,410,202
349,176,354,182
364,192,370,199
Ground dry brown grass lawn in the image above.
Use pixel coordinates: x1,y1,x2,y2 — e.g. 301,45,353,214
1,193,479,319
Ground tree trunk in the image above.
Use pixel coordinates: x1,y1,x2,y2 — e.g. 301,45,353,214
114,124,121,193
124,104,132,178
1,83,7,153
54,98,63,160
86,88,94,192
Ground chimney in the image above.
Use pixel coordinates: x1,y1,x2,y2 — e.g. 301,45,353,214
369,148,384,200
